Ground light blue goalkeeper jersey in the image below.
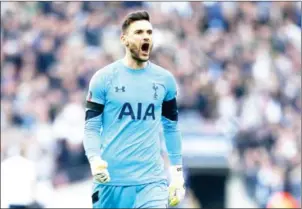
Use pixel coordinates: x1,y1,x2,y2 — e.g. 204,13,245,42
83,59,182,185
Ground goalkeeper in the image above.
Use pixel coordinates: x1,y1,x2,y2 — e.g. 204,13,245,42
83,10,185,208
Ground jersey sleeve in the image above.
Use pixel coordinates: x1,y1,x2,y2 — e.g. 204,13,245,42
86,70,107,105
83,70,107,161
164,72,178,101
162,72,183,166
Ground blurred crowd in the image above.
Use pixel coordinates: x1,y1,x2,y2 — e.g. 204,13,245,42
1,1,301,208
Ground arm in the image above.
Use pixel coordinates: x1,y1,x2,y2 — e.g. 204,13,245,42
83,71,110,183
83,101,104,161
161,73,182,167
83,71,105,160
161,73,185,206
161,98,182,166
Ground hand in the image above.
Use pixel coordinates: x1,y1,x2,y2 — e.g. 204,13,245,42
168,165,186,207
89,156,110,183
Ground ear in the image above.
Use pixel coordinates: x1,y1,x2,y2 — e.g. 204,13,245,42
120,34,127,46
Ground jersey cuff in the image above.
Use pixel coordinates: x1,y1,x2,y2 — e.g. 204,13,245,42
169,154,183,165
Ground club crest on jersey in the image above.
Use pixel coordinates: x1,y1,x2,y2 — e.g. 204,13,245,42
152,83,158,100
115,86,125,92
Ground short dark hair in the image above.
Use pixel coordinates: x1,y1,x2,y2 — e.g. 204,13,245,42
121,10,150,33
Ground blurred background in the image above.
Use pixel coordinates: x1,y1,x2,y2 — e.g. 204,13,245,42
1,1,301,208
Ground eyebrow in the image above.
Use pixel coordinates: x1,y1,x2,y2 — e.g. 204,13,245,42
134,29,153,33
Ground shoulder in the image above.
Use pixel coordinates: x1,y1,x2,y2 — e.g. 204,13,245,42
149,62,175,80
93,61,118,76
92,61,120,80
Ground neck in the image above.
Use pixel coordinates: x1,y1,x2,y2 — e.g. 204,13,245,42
123,51,147,69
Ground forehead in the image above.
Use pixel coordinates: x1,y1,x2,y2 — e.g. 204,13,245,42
128,20,153,33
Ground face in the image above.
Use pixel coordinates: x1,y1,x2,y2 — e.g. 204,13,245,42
121,20,153,62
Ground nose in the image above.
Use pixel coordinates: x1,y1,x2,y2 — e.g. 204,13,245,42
143,32,150,41
143,36,150,42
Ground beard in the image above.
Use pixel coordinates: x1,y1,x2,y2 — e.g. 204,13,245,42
128,42,152,63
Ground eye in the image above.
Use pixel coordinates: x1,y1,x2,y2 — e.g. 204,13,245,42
135,30,143,34
147,30,153,35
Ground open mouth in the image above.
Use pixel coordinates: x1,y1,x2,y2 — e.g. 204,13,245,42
141,43,149,52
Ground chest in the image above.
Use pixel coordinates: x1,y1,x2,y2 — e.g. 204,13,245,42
106,74,166,108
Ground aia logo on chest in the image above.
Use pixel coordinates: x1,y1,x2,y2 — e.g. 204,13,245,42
118,103,155,120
